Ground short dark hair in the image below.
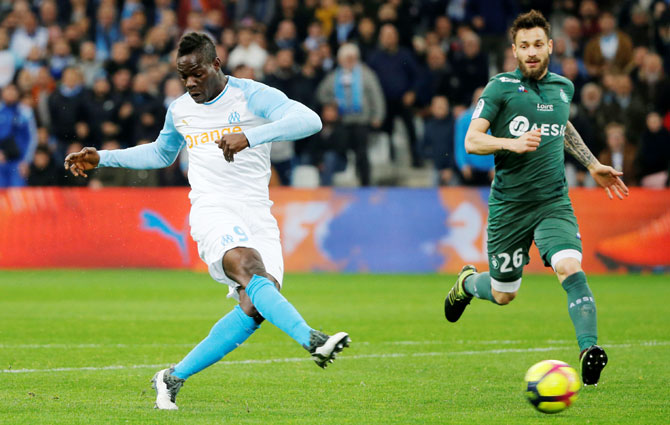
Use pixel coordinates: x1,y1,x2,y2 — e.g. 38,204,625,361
509,10,551,44
177,32,216,62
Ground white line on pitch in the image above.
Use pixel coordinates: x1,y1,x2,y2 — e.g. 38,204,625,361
0,339,576,349
2,341,668,374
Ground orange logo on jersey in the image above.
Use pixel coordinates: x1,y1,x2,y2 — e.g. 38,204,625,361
185,126,243,149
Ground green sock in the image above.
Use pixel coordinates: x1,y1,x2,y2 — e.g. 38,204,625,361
463,272,498,304
562,271,597,351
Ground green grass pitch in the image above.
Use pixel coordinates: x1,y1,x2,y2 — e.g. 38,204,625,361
1,270,669,424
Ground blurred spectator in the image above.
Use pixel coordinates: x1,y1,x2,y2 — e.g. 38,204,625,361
27,145,59,186
272,19,301,58
415,45,449,109
465,0,517,70
309,103,348,186
584,10,634,77
270,0,313,41
10,12,48,62
328,3,357,53
76,41,104,88
84,76,119,147
39,0,60,28
578,0,600,39
231,64,256,80
0,84,37,187
626,4,653,48
453,87,494,186
636,111,670,187
354,16,377,62
451,30,489,107
47,67,88,153
558,15,585,58
93,3,122,62
634,52,670,114
264,48,313,110
49,37,75,80
110,68,135,143
559,57,587,105
601,73,647,143
576,83,609,156
162,76,185,109
270,138,294,186
130,73,165,145
227,27,268,78
367,24,421,166
303,20,326,53
234,0,276,26
423,95,456,186
598,122,637,186
317,43,385,186
314,0,338,38
105,42,136,76
0,28,17,88
434,16,457,56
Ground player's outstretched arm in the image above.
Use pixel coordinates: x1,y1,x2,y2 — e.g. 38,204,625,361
564,121,629,200
64,147,100,178
465,118,541,155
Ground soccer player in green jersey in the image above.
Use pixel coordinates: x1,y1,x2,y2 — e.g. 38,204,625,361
443,10,629,386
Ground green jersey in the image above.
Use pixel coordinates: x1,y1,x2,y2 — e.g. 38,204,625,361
473,68,574,202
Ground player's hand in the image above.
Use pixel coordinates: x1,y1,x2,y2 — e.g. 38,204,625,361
588,162,629,200
216,133,250,162
508,129,541,154
64,146,100,178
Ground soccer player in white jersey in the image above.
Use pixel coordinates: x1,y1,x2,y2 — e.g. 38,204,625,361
64,32,350,410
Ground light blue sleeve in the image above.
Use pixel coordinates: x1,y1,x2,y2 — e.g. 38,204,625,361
98,106,185,169
235,79,322,147
454,111,470,170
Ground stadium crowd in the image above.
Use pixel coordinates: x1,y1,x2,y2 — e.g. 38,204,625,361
0,0,669,188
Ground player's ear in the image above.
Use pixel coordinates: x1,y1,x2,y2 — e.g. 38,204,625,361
213,57,221,71
512,43,517,59
548,39,553,55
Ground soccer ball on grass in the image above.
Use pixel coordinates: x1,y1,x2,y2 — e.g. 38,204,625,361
524,359,581,414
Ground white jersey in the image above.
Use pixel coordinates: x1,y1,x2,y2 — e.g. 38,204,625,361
98,76,322,206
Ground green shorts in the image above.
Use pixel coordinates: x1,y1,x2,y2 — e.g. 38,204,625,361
486,195,582,282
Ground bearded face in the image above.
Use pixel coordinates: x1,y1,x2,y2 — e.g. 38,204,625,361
513,27,553,80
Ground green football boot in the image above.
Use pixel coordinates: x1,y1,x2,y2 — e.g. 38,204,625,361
444,265,477,323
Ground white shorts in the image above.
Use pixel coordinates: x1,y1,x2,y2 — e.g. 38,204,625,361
189,201,284,300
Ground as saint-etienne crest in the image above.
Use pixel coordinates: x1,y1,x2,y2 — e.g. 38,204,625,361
560,89,569,103
490,255,500,270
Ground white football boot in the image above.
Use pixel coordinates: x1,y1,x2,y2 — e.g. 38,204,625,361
151,368,185,410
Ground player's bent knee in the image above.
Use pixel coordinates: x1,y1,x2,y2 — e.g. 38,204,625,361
492,290,517,305
554,259,583,282
490,276,521,305
223,247,267,285
551,250,583,281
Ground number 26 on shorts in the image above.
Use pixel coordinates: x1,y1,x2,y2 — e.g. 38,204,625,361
492,248,524,273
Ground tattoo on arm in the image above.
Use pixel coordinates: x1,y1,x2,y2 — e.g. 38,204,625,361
564,121,597,168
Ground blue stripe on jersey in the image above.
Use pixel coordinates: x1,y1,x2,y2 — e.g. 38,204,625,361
203,85,228,105
98,103,185,169
226,76,322,147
